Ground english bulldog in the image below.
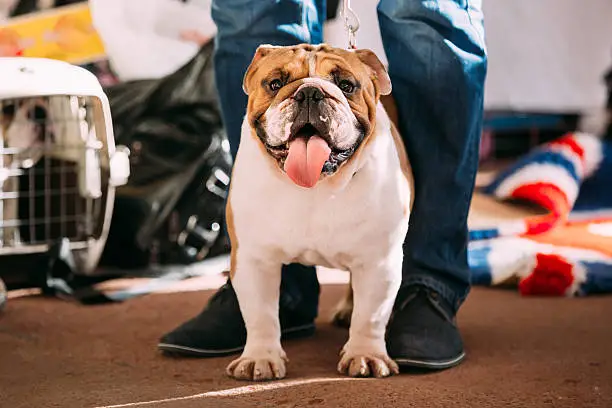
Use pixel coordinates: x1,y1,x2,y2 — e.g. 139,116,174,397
226,43,414,381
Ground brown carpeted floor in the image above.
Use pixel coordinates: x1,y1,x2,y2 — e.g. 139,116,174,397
1,284,611,408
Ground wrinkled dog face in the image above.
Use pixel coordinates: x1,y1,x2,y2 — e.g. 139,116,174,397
243,44,391,188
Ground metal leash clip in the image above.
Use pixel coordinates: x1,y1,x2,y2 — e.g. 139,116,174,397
341,0,360,49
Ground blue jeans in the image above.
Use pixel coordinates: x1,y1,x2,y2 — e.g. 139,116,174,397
211,0,487,314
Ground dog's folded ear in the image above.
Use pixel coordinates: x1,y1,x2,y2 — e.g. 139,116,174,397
354,49,392,96
242,44,282,95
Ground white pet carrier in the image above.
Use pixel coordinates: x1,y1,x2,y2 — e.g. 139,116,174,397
0,57,130,274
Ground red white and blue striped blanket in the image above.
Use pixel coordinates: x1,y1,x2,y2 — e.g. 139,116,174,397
469,132,612,296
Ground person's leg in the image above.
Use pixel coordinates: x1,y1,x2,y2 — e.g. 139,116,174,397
377,0,487,368
158,0,326,357
213,0,325,159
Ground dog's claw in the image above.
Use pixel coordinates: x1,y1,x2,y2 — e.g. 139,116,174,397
337,351,399,378
227,350,288,381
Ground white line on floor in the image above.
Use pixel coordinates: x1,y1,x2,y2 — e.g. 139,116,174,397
93,377,360,407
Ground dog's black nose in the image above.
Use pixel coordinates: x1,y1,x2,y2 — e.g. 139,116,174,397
294,86,325,103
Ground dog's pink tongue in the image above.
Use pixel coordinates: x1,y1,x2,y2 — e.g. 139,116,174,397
284,136,331,188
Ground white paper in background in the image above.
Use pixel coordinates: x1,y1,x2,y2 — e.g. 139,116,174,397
153,0,214,40
88,0,216,82
324,0,612,114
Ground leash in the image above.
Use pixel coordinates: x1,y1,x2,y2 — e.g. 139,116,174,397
341,0,360,49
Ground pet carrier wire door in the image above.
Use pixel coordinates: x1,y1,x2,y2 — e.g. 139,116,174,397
0,57,130,275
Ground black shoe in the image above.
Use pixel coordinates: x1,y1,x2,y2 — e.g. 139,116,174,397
386,285,465,370
158,278,317,357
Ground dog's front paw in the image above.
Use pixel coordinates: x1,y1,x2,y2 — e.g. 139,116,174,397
337,342,399,378
226,347,288,381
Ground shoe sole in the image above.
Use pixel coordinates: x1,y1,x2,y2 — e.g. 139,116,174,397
394,352,466,370
158,323,316,358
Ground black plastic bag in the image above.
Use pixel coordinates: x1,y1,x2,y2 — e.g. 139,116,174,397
99,40,232,270
0,38,230,301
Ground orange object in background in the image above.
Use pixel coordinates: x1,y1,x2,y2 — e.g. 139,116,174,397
0,3,106,65
47,13,95,54
0,27,24,56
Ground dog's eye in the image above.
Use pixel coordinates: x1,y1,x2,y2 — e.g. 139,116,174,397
338,80,355,94
269,79,283,92
2,104,16,117
28,106,47,122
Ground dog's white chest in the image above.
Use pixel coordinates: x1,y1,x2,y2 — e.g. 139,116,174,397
230,112,411,272
267,185,380,269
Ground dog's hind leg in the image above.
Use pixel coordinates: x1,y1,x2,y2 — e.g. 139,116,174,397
331,277,353,329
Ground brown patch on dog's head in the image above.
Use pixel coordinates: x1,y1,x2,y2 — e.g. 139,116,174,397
242,44,391,184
